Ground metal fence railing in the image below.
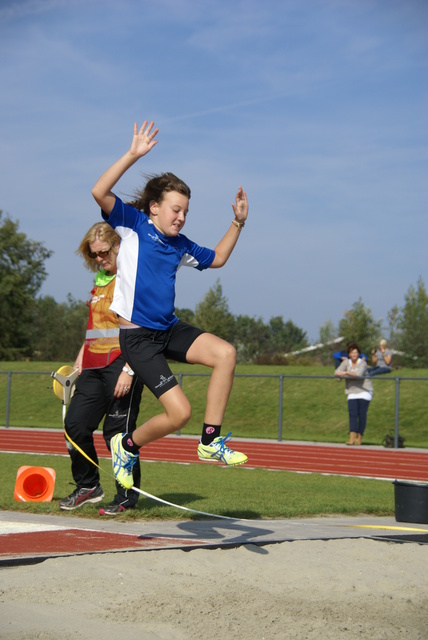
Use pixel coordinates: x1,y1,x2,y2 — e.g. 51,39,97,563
1,370,427,449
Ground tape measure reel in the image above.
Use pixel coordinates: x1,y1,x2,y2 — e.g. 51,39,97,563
52,365,79,403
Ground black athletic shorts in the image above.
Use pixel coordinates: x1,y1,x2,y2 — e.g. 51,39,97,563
119,320,205,399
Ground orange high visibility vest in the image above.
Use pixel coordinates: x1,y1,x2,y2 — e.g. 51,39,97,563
81,271,121,369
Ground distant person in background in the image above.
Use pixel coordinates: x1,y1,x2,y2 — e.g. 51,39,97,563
335,341,373,446
333,344,367,369
367,339,392,377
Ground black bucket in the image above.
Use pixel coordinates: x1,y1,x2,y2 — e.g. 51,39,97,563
393,480,428,524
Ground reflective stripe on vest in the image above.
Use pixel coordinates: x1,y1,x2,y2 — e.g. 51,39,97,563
85,328,120,339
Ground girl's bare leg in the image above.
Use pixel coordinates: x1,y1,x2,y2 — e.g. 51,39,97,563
186,333,236,424
131,385,191,447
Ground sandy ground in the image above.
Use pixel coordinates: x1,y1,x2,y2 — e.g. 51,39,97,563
1,537,427,639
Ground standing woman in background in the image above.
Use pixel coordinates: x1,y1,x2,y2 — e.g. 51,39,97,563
335,342,373,446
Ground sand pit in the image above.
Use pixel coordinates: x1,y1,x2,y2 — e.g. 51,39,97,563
1,537,427,639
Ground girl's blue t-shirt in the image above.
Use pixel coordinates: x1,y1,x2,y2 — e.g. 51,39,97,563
103,196,215,330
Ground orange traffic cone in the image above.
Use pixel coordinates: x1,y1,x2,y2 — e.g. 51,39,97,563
14,466,56,502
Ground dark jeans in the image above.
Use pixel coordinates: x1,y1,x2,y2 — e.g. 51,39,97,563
368,366,392,377
347,398,370,435
64,356,143,506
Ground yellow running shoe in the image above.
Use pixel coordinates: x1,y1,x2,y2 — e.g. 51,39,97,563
197,432,248,466
111,433,138,490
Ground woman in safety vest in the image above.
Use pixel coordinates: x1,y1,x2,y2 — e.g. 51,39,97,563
58,222,143,515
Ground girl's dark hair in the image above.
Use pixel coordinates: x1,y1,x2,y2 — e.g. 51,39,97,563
130,172,191,214
347,341,361,356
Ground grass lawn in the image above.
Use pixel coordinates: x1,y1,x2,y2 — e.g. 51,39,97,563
1,451,396,521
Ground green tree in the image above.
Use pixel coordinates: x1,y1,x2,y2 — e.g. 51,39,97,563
338,298,383,357
317,319,342,365
0,211,53,359
387,304,400,346
318,319,338,346
31,295,88,361
233,315,271,363
268,316,308,353
393,277,428,367
254,316,308,364
175,307,195,325
194,279,235,341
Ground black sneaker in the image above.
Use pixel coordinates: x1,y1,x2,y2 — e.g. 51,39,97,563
59,485,104,511
99,500,135,516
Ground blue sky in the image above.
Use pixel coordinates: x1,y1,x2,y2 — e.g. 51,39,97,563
1,0,427,342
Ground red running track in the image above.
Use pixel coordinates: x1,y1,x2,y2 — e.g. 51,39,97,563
1,427,427,482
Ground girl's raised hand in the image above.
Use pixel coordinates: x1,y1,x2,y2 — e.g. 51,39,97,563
232,186,248,223
130,120,159,157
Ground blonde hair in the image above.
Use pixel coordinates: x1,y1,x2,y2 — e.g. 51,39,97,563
76,222,120,272
379,339,388,347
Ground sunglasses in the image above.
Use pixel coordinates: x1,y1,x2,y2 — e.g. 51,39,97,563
88,248,112,259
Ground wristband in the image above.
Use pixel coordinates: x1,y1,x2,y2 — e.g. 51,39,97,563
122,366,135,376
232,219,245,230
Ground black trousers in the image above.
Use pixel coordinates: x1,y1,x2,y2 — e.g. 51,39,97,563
64,356,143,506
